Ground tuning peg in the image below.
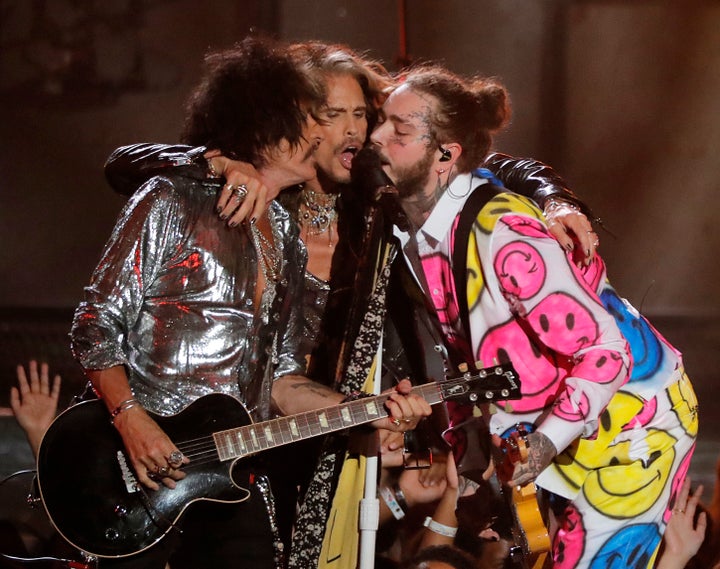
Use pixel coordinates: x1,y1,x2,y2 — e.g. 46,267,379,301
474,360,484,370
458,362,469,373
488,403,499,415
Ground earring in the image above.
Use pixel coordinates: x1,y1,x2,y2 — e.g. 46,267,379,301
437,168,446,174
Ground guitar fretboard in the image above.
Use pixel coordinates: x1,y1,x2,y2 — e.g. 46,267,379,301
213,364,519,462
213,382,444,461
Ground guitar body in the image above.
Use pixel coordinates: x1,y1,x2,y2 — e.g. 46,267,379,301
508,483,550,569
37,394,254,558
502,428,551,569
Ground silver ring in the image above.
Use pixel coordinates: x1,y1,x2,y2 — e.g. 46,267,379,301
402,418,412,424
167,450,184,468
156,465,170,477
231,184,248,201
390,418,401,426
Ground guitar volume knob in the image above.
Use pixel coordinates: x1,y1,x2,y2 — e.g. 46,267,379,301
105,528,120,541
114,505,128,518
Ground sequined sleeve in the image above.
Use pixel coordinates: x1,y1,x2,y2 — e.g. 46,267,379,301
71,177,179,371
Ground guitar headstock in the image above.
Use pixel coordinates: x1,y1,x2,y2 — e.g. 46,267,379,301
439,361,521,406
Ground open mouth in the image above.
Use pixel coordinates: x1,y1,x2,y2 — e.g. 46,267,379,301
339,145,359,169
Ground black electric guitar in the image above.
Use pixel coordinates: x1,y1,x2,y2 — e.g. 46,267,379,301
37,364,520,558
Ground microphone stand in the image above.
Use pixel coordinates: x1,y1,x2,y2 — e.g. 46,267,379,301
358,334,383,569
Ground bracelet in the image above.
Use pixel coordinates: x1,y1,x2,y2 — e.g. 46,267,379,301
206,157,220,179
393,483,409,512
379,486,406,520
544,197,580,216
110,398,140,424
423,516,458,537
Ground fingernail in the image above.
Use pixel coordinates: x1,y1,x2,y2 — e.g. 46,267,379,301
229,221,237,228
565,242,573,252
250,217,256,225
219,213,227,220
216,206,223,214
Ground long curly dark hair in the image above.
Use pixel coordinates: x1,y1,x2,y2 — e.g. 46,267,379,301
181,36,324,167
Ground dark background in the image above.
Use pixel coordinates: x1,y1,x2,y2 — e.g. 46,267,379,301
1,0,717,493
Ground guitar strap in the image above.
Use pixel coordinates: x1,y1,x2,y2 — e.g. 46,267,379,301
451,173,503,344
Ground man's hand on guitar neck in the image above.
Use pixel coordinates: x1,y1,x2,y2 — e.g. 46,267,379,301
494,431,558,487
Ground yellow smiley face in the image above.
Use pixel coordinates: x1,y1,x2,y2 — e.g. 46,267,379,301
666,373,698,438
465,193,544,311
582,428,676,518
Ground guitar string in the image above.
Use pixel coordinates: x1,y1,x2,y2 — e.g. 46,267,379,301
168,375,507,467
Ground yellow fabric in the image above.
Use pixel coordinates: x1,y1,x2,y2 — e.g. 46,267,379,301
319,360,378,569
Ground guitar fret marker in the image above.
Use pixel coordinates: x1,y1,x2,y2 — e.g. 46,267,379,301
250,429,258,449
318,412,328,428
264,426,274,443
365,401,379,416
289,419,299,436
341,407,351,423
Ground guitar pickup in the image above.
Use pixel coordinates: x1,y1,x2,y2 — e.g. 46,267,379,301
116,450,140,493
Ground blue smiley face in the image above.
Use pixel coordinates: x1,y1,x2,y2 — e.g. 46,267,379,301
600,289,663,382
589,523,662,569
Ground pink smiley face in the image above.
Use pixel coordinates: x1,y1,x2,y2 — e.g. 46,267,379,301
494,241,547,300
553,385,591,423
573,349,626,385
574,255,606,295
478,319,564,413
527,292,600,355
553,503,585,568
500,214,550,239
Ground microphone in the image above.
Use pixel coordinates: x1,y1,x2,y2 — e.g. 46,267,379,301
350,146,409,232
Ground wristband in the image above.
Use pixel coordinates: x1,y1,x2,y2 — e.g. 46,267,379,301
379,486,406,520
392,483,409,512
423,516,458,537
110,398,140,424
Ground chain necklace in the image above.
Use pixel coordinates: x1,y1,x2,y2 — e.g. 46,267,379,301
299,188,338,236
250,222,281,284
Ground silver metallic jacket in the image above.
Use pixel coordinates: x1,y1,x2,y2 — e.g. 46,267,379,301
71,173,307,420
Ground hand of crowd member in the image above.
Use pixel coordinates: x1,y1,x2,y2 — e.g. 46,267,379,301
380,430,406,468
11,360,61,456
656,478,707,569
543,198,599,267
206,151,271,226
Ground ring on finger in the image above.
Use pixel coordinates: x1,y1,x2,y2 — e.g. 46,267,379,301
167,450,184,468
155,465,170,477
402,418,412,424
231,184,248,201
391,418,401,426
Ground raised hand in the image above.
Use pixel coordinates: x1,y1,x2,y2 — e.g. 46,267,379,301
11,360,61,455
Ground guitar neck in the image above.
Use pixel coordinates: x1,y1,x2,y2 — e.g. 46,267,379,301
213,364,519,462
213,383,441,462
